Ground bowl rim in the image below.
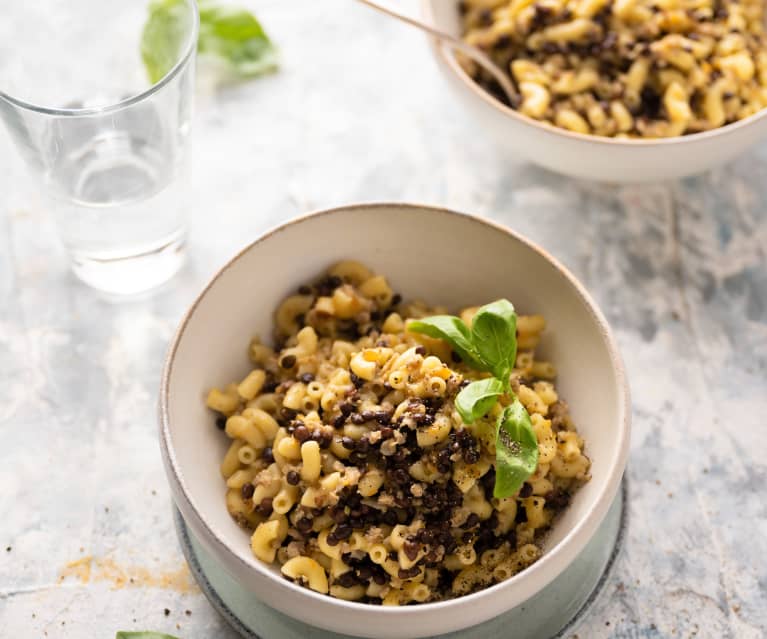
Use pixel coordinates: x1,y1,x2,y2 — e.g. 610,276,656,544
159,201,631,619
420,0,767,148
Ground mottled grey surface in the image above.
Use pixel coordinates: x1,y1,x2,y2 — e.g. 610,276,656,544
1,2,766,638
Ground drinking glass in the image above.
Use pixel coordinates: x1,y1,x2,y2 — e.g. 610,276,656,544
0,0,198,294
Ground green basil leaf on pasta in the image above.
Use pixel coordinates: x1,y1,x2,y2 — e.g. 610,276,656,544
493,398,538,499
469,299,517,386
455,378,505,424
407,316,486,370
116,633,180,639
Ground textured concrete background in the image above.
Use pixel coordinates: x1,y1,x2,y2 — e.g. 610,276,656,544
1,2,765,638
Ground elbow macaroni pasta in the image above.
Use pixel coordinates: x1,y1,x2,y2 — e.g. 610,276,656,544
207,262,590,604
460,0,767,137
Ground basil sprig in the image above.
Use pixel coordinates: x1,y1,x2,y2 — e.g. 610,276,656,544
408,299,538,498
142,0,278,84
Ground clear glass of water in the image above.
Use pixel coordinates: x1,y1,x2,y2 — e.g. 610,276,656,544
0,0,198,294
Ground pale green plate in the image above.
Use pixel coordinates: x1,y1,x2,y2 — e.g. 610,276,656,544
173,480,626,639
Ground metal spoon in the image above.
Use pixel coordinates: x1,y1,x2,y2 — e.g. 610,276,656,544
356,0,518,105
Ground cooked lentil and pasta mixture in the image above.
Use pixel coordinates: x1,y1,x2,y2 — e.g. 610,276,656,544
459,0,767,137
206,262,590,604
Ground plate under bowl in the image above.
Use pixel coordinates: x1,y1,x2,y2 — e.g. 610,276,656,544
173,480,626,639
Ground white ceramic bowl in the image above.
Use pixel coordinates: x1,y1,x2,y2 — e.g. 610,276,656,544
160,203,631,638
421,0,767,183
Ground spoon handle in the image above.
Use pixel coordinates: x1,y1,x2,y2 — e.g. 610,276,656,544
355,0,518,104
357,0,466,48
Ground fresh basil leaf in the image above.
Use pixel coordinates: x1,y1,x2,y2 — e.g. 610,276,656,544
141,0,278,84
198,2,278,77
470,299,517,386
141,0,193,84
455,378,505,424
116,633,179,639
494,398,538,499
407,316,486,370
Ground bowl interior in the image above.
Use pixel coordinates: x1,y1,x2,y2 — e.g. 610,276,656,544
163,204,626,602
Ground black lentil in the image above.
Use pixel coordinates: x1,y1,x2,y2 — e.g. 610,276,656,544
398,566,421,579
326,533,340,546
357,565,373,581
382,510,398,526
334,524,353,540
255,498,273,517
293,425,310,443
336,571,358,588
339,402,355,416
296,517,313,533
506,529,518,550
403,540,420,561
313,429,333,449
333,413,347,428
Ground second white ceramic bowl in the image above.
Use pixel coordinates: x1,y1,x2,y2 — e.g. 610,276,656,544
160,203,630,638
421,0,767,183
